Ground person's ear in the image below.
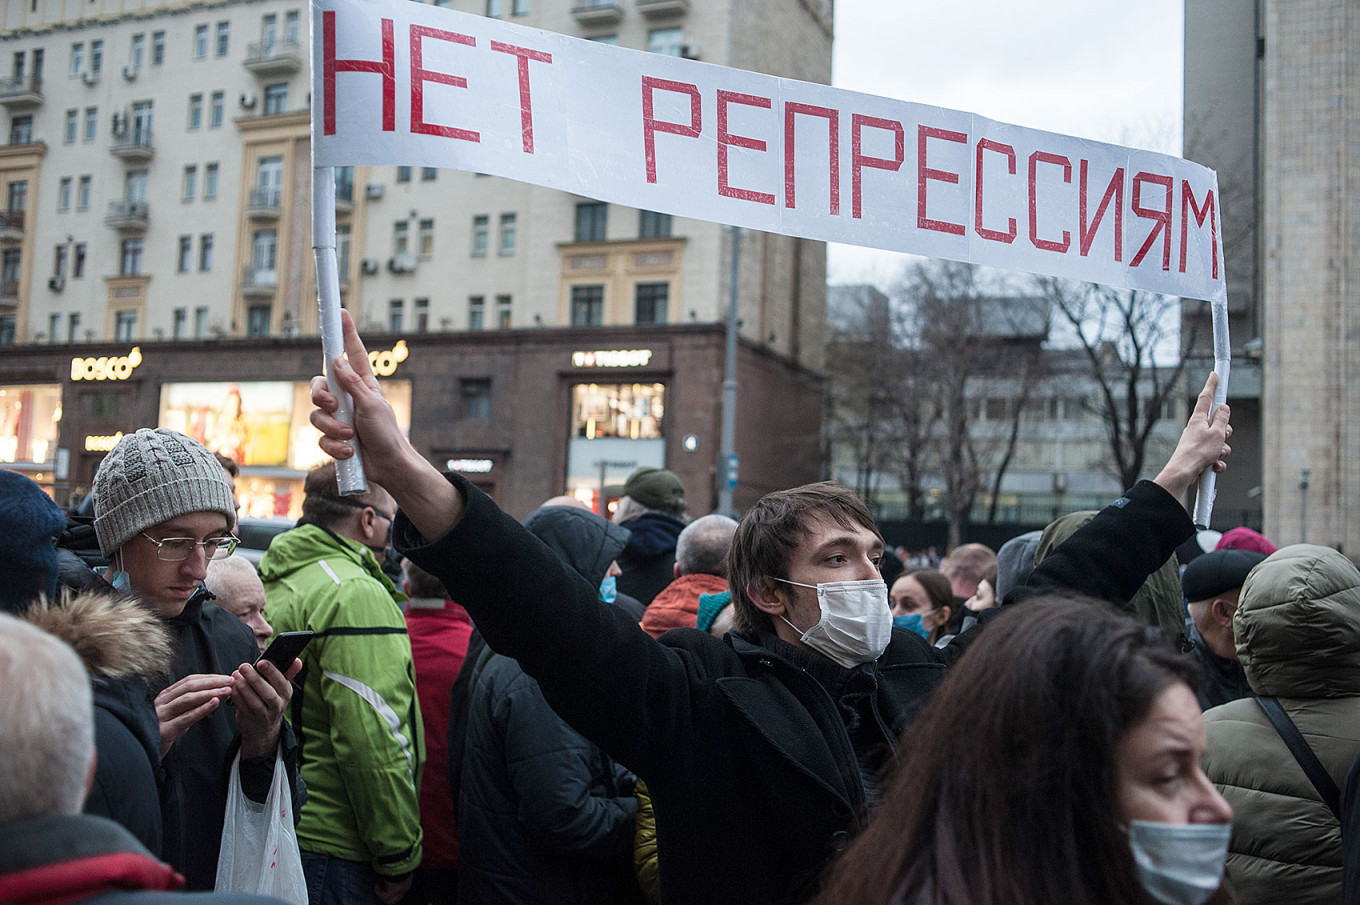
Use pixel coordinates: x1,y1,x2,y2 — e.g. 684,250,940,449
1210,597,1236,629
748,578,787,617
674,562,683,580
933,604,951,630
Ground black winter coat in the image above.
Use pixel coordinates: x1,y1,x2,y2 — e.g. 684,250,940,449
458,652,640,905
615,513,685,608
86,676,163,855
156,589,303,891
400,477,1190,905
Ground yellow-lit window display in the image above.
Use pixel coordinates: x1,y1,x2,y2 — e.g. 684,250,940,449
0,384,62,466
571,382,665,440
159,380,411,518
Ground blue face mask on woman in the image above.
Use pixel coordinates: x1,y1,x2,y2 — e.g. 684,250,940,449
599,575,618,604
892,612,932,639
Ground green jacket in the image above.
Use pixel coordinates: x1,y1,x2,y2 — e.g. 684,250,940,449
1202,544,1360,905
259,523,424,876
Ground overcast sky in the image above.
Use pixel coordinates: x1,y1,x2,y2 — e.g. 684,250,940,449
827,0,1185,289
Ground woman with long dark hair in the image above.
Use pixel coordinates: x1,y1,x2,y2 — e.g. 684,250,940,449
819,595,1234,905
889,568,954,646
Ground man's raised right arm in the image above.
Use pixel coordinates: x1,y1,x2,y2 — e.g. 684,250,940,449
310,309,462,540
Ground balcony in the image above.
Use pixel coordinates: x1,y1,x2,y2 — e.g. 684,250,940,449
110,128,154,162
0,76,43,108
104,200,149,231
637,0,688,17
246,186,282,219
240,265,278,297
0,209,23,241
244,39,303,76
571,0,623,24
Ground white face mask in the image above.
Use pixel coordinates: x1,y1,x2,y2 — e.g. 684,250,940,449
774,577,892,668
1127,820,1231,905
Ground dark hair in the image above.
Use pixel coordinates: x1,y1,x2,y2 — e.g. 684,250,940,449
893,568,953,645
214,452,239,479
727,482,880,636
301,461,391,529
817,595,1203,905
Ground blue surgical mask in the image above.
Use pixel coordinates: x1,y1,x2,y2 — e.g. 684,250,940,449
892,612,932,639
1128,820,1231,905
110,570,130,591
599,575,617,604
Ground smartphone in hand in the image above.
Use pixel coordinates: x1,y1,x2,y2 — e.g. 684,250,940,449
254,630,313,672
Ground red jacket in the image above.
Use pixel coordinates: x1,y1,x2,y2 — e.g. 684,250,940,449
639,573,728,639
405,598,474,870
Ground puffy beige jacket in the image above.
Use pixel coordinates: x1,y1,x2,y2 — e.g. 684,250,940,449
1202,544,1360,905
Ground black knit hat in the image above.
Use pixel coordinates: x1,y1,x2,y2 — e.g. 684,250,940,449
1182,549,1267,603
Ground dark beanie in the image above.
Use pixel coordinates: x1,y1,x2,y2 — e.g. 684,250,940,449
1182,549,1267,603
0,470,67,613
623,467,685,513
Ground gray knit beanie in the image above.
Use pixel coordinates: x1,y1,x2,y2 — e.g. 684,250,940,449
92,428,237,555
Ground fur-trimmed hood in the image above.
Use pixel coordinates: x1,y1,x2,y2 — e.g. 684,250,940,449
19,590,172,681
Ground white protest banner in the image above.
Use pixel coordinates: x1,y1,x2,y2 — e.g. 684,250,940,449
312,0,1226,302
311,0,1231,523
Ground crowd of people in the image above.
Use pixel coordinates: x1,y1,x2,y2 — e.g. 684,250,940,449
1,310,1357,905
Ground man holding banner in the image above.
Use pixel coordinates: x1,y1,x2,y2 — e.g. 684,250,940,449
307,312,1230,903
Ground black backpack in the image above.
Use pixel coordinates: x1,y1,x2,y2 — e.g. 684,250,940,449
1256,696,1360,904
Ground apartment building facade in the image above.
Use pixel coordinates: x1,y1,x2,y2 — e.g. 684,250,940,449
0,0,832,517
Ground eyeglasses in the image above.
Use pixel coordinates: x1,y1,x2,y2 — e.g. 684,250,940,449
141,532,239,562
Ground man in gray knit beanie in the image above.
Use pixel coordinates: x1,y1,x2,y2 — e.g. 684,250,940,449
90,427,302,891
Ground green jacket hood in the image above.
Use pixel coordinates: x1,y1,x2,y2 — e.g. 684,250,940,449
1236,543,1360,698
257,522,401,598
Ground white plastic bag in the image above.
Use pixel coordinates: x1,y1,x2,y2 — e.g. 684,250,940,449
215,749,308,904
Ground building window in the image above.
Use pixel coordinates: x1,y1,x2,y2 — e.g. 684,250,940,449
574,202,607,242
485,0,503,17
571,285,604,326
396,165,411,183
67,313,81,343
194,306,209,339
1,248,20,294
177,235,192,272
124,169,147,204
285,11,300,44
246,304,271,338
120,238,144,276
57,177,71,212
8,180,28,215
209,91,224,128
634,282,669,324
183,165,197,201
72,243,86,278
77,176,91,210
648,27,684,56
9,115,32,144
63,109,77,143
418,167,437,182
471,215,489,257
90,40,103,75
83,107,96,142
215,22,230,57
418,219,434,258
255,155,282,206
337,223,351,278
114,310,138,341
69,43,83,77
513,0,528,13
496,294,511,329
639,210,671,239
414,297,429,333
262,13,278,51
151,31,165,66
468,295,485,330
571,382,666,439
187,93,203,129
263,82,287,115
0,315,13,344
498,213,516,255
204,163,219,200
53,244,67,277
130,34,145,70
172,307,187,339
393,221,409,256
193,25,209,60
49,313,60,343
460,379,492,419
252,229,277,275
388,299,403,333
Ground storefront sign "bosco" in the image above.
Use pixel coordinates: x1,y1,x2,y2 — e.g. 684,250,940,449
71,347,143,381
